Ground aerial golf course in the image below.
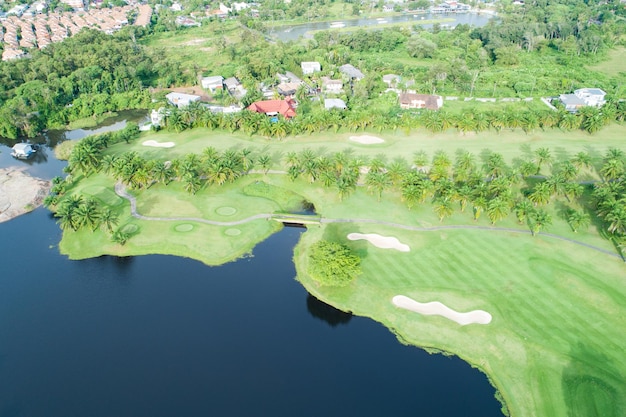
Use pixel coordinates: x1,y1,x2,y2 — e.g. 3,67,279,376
57,126,626,417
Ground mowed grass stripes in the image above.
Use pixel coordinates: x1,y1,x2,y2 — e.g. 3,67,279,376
296,225,626,417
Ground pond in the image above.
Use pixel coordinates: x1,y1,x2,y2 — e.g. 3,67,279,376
274,12,494,41
0,117,504,417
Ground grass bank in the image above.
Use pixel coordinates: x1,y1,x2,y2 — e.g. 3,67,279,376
58,126,626,417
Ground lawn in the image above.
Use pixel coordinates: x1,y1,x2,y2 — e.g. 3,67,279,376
126,123,626,176
60,126,626,417
588,46,626,77
294,222,626,417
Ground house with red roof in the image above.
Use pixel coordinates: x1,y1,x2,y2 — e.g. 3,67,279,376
247,99,296,118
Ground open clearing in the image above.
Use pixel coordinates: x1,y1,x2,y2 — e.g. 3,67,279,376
0,168,50,223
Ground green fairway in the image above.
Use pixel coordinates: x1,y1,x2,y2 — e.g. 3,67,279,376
126,124,626,176
59,125,626,417
294,223,626,417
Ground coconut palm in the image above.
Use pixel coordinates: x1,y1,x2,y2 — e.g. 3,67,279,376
557,161,579,181
571,151,593,171
453,151,476,182
567,209,590,233
183,173,202,195
487,197,510,225
519,160,539,177
471,196,488,221
563,182,584,202
533,147,553,173
257,154,272,174
528,181,552,206
111,229,131,246
433,198,454,222
600,158,625,181
366,171,391,202
74,198,100,231
606,206,626,235
485,152,507,179
514,200,534,224
529,209,552,236
99,207,119,234
412,151,429,173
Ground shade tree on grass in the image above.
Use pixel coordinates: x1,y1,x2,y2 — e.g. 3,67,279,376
308,240,361,287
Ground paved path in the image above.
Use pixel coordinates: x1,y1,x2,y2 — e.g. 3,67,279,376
114,183,622,259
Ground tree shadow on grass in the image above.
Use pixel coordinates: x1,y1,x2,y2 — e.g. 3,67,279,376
561,343,625,417
322,222,369,263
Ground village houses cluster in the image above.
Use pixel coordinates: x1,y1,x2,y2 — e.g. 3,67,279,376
155,60,444,126
0,1,151,61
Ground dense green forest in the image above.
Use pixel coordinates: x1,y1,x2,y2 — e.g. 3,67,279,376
0,0,625,139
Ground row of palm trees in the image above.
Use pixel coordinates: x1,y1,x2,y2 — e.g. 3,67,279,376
161,99,626,137
592,149,626,254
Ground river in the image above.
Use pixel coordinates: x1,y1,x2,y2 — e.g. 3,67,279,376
273,12,494,41
0,117,504,417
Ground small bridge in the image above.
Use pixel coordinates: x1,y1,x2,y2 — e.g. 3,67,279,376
270,213,322,226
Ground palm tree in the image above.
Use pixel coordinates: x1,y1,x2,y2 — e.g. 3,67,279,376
74,198,100,231
258,154,272,174
433,198,454,222
487,197,510,225
606,206,626,235
519,160,539,177
529,209,552,236
572,151,593,171
111,229,131,246
453,151,476,182
557,161,579,182
533,147,553,173
528,181,552,206
563,182,584,202
485,152,507,179
412,151,429,173
600,158,624,181
558,112,580,131
99,207,119,234
239,148,254,173
183,173,202,195
472,196,488,221
366,171,391,202
567,209,590,233
514,200,534,224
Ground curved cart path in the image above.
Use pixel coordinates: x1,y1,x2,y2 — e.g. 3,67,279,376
115,183,621,259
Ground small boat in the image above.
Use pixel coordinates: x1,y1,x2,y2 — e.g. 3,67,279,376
330,21,345,28
11,143,39,159
377,19,387,23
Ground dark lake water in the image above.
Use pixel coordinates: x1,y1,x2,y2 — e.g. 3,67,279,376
0,119,504,417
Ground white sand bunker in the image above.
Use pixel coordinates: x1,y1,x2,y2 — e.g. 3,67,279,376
347,233,410,252
393,295,492,326
142,140,175,148
348,135,384,144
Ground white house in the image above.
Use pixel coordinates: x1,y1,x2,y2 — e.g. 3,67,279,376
324,98,347,110
559,88,606,112
201,76,224,92
382,74,401,88
321,76,343,94
166,92,201,108
301,61,321,75
339,64,365,80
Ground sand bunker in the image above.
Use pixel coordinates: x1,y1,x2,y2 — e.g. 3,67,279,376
0,168,50,223
392,295,492,325
348,135,385,144
347,233,410,252
142,140,175,148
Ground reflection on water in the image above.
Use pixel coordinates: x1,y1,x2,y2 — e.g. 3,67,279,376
306,293,353,327
0,109,147,179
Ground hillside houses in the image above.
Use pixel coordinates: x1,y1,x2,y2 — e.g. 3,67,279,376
0,4,152,61
339,64,365,80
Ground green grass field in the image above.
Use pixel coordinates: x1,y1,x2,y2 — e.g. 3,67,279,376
588,46,626,77
295,223,626,417
60,125,626,417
